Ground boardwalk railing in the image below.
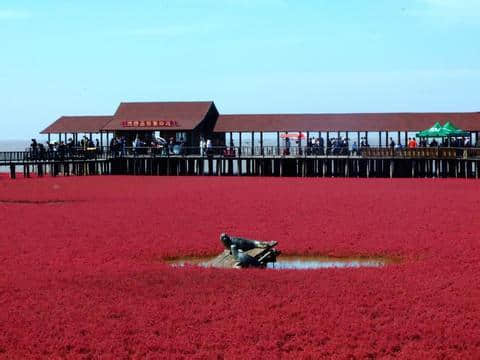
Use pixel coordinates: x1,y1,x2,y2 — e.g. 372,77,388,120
2,146,480,165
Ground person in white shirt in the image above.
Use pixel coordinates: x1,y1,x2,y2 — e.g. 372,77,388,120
206,139,212,155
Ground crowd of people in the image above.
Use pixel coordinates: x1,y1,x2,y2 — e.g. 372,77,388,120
29,137,100,160
109,135,189,157
27,134,479,161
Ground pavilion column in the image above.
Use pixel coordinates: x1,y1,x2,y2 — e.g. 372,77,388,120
58,133,61,143
326,132,330,155
251,132,254,156
89,133,93,141
379,131,382,147
239,132,242,156
385,131,388,146
404,131,408,145
100,131,103,148
365,131,368,145
397,131,401,146
298,130,302,154
260,131,264,155
357,132,360,146
277,132,280,155
48,134,51,143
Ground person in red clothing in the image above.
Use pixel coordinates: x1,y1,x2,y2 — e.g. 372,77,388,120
408,137,417,148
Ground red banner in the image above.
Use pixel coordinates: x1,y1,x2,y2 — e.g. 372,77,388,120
121,120,179,128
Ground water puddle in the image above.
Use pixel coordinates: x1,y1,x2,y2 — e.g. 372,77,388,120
167,255,395,270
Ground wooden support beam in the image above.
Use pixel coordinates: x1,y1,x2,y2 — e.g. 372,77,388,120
277,132,280,155
251,132,254,156
260,131,264,156
239,132,242,156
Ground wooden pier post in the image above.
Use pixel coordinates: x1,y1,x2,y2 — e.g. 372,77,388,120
10,164,16,179
208,158,213,176
389,160,394,178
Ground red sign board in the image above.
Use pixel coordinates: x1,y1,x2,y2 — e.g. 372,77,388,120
121,120,179,128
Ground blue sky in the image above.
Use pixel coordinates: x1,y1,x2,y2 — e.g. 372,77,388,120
1,0,479,139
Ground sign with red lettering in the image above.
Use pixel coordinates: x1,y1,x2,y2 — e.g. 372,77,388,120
121,120,179,128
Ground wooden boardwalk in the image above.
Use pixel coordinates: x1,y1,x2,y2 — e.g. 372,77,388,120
2,149,480,179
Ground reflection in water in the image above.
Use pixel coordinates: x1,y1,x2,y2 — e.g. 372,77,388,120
168,255,391,270
267,258,383,269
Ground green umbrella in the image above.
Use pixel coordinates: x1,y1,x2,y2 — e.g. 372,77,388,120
416,122,443,137
440,121,469,137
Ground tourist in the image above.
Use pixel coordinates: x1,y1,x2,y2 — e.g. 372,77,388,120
284,136,290,155
307,138,313,155
389,137,395,148
38,143,46,160
199,138,205,156
67,138,75,157
341,137,349,155
351,141,358,155
318,136,324,155
30,139,38,159
408,137,417,148
206,138,213,156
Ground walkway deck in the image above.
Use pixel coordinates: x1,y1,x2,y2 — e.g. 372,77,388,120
1,148,480,179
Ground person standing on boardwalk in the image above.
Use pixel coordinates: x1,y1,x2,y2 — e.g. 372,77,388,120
389,137,395,148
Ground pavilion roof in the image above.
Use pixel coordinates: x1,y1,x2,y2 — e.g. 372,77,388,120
102,101,216,131
214,113,480,132
40,116,113,134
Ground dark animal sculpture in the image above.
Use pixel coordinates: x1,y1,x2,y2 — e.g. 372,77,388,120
220,233,277,252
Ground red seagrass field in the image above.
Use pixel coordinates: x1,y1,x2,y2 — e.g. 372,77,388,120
1,176,480,359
